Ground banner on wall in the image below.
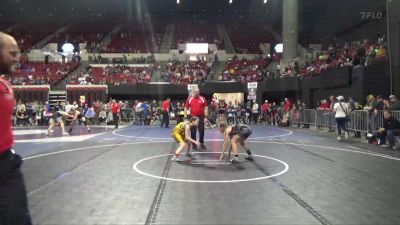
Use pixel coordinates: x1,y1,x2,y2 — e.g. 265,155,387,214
247,82,257,100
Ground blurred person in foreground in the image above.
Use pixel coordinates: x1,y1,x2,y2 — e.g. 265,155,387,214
0,32,32,225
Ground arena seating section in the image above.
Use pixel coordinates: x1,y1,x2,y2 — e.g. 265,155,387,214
106,23,164,53
220,59,267,82
11,62,79,85
225,25,275,54
69,65,154,85
175,23,219,47
162,60,212,85
49,22,115,50
289,41,388,78
7,23,62,51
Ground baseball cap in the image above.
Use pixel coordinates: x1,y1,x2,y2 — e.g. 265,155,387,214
389,95,396,99
337,96,344,101
376,95,383,99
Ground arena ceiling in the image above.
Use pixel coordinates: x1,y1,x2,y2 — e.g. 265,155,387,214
0,0,387,42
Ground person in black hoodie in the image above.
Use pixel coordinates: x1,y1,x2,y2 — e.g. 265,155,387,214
378,110,400,150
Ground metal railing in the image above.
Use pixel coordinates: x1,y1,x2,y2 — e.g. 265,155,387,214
296,109,400,134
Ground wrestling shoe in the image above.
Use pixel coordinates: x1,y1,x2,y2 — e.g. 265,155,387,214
186,152,196,157
230,158,240,164
245,155,254,161
171,156,183,162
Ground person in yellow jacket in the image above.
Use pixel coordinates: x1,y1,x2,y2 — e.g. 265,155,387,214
171,116,200,161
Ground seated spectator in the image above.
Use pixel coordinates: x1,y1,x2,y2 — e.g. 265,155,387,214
377,110,400,150
85,107,95,124
387,95,400,111
16,109,29,126
98,110,107,123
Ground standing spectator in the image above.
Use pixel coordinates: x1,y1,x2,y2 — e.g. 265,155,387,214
270,102,278,125
161,98,171,128
333,96,349,140
135,100,144,125
93,100,101,124
364,95,378,134
251,100,259,124
184,87,208,150
284,98,293,113
141,101,151,125
329,96,337,132
261,100,270,125
0,32,32,225
377,110,400,150
111,99,120,128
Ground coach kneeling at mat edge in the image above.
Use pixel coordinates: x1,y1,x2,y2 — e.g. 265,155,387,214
377,110,400,150
184,87,208,150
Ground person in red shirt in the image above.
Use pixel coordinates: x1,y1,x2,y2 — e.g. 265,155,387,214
161,97,171,128
284,98,293,112
319,99,330,111
111,99,121,128
184,87,208,150
0,32,32,225
261,100,270,125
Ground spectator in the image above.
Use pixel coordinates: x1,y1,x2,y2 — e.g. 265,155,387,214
16,109,29,126
160,98,171,128
387,95,400,111
333,96,349,140
377,110,400,150
364,95,378,133
85,107,95,124
250,100,259,124
261,100,270,125
111,99,120,129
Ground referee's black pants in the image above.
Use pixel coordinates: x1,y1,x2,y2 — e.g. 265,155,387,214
0,150,32,225
113,112,119,128
160,110,170,128
190,115,205,145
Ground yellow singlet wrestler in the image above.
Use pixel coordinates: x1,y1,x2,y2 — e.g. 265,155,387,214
171,116,200,161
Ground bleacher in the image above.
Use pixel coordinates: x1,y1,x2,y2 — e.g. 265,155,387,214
225,24,275,54
7,23,62,51
161,60,212,85
11,62,79,85
49,22,116,51
106,23,165,53
175,23,219,47
220,59,267,82
69,65,154,85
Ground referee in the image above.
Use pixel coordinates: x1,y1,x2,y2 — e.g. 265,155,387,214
184,87,208,150
0,32,32,225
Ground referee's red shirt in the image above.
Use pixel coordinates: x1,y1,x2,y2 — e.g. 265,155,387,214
0,78,15,153
162,100,170,111
111,103,120,114
185,96,208,116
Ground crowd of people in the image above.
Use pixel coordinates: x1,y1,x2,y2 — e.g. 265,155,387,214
161,58,213,85
218,56,267,82
272,37,388,79
69,64,155,85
